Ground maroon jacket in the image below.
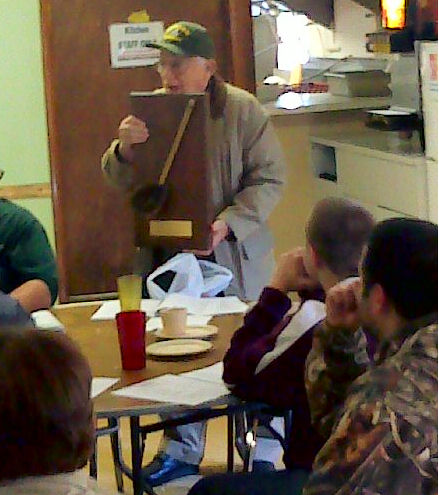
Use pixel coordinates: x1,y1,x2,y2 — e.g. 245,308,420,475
223,287,326,470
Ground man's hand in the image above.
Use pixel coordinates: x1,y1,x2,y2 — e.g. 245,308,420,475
325,277,362,330
118,115,150,161
189,220,229,256
269,247,320,293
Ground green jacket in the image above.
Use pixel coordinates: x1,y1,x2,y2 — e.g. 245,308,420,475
0,199,58,304
304,315,438,495
101,84,285,300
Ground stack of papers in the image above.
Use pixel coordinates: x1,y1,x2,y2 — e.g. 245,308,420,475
157,294,248,316
91,299,161,320
31,310,65,332
112,363,229,406
91,377,119,398
180,362,225,384
91,295,248,321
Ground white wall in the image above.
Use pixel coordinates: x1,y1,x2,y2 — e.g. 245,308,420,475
333,0,379,57
306,0,380,58
253,0,380,67
0,0,56,248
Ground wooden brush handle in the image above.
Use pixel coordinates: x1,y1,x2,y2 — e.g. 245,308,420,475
159,98,196,185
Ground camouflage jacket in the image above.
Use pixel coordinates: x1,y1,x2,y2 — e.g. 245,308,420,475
304,314,438,495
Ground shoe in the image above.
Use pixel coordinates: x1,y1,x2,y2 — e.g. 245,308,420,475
252,460,276,472
142,454,199,487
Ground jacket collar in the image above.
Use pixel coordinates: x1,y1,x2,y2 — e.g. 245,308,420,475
377,312,438,363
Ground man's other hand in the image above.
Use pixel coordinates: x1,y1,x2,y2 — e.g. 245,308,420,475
187,220,229,257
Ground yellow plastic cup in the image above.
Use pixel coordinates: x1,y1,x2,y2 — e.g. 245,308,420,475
117,274,142,311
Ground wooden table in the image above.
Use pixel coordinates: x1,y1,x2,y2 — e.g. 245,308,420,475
52,304,264,495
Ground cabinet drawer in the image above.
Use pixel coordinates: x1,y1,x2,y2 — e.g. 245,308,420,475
336,149,427,217
313,177,341,202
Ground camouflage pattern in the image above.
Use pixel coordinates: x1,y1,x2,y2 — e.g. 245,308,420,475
304,316,438,495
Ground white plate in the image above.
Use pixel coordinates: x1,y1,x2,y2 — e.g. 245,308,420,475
146,339,213,357
155,325,218,340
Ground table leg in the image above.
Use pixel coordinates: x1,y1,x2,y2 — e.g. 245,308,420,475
227,414,234,472
130,417,145,495
89,440,98,479
130,416,157,495
109,418,124,492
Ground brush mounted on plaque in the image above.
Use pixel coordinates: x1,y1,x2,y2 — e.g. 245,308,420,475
129,92,214,251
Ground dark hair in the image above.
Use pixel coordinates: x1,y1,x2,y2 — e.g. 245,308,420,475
207,73,227,119
0,328,94,480
306,197,375,279
362,217,438,320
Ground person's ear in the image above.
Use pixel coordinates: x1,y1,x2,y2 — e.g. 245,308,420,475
205,59,217,75
308,244,322,271
368,283,388,317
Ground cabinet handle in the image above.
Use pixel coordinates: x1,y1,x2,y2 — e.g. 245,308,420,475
319,172,337,182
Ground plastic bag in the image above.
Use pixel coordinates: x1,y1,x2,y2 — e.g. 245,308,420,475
146,253,233,299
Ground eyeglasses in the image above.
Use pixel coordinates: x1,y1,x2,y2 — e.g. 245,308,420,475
155,57,193,76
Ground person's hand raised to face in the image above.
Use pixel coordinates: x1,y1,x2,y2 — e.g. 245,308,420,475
270,247,320,294
325,277,362,330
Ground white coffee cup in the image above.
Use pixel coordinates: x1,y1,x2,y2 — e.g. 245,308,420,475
160,308,188,336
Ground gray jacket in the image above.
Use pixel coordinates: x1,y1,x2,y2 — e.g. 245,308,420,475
102,84,285,300
0,292,34,328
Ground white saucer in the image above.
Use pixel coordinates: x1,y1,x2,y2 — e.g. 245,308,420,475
155,325,218,340
146,339,213,357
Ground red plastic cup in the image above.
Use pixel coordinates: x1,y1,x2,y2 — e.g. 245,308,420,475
115,310,146,370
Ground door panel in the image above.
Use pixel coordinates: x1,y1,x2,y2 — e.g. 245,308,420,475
41,0,254,301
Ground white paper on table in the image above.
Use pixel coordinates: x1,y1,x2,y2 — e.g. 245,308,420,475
91,299,161,320
180,362,224,385
157,294,248,316
31,310,65,332
112,374,230,406
146,315,212,332
91,377,119,398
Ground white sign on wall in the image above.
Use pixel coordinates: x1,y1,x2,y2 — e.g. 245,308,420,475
109,22,164,68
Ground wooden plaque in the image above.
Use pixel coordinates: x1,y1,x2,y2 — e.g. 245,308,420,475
130,92,214,250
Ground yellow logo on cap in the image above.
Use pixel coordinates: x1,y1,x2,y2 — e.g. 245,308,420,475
164,23,191,43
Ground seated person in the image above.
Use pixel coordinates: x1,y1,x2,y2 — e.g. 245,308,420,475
223,197,375,476
0,198,58,324
0,327,117,494
188,217,438,495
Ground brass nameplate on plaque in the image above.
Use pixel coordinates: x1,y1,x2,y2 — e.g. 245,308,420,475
149,220,193,238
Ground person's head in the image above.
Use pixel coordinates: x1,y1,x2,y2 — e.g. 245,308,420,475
148,21,217,93
359,218,438,339
304,197,375,287
0,328,94,481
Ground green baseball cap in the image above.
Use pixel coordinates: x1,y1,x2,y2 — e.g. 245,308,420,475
146,21,215,59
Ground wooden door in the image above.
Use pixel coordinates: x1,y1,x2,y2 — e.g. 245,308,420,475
41,0,254,302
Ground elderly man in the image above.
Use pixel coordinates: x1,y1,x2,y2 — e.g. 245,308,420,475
102,21,285,300
102,21,284,486
102,21,285,486
189,217,437,495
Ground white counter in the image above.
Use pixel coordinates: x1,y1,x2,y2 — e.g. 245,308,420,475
264,93,391,117
309,129,428,221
